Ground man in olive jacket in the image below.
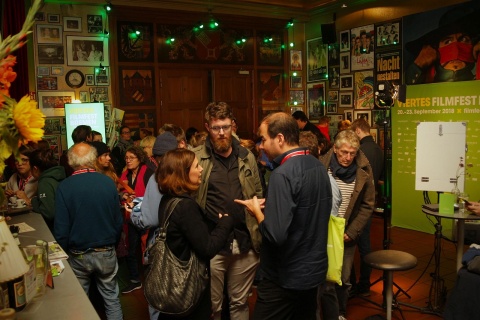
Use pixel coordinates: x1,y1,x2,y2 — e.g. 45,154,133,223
193,102,263,320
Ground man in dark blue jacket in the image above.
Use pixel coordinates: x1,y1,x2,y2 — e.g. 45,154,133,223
55,142,123,320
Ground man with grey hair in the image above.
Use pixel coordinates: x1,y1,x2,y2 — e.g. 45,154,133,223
55,142,123,320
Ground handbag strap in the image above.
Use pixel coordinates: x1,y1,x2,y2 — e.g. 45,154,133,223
158,197,182,237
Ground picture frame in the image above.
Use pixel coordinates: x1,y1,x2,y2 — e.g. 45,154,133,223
89,87,109,102
376,20,401,48
340,52,350,74
353,110,372,125
36,25,62,44
79,91,88,103
64,17,82,32
354,70,374,109
37,66,50,76
34,12,45,21
47,14,60,23
340,92,353,108
37,76,58,90
94,67,109,85
340,30,350,52
85,74,95,86
328,90,339,102
306,82,325,121
44,118,62,135
289,90,305,105
66,36,108,66
327,103,338,114
119,67,156,106
290,50,302,71
344,109,354,122
370,128,379,143
290,76,302,89
37,44,64,64
307,37,328,82
340,75,353,91
51,66,64,76
328,66,340,88
38,91,75,117
350,24,375,71
290,106,303,114
87,15,103,34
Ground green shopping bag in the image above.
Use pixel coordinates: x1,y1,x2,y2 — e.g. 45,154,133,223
326,215,345,285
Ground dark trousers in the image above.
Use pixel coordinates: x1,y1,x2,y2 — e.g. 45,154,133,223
126,222,142,282
253,279,317,320
351,216,373,290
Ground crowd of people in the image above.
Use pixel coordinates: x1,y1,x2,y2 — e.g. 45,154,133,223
4,102,479,320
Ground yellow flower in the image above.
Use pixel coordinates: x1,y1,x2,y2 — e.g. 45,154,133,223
12,95,45,144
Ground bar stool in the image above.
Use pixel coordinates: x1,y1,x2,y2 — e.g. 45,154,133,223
364,250,417,320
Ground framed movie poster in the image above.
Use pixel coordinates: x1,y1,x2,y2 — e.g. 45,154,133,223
307,37,328,82
354,70,374,109
66,36,109,66
306,82,325,121
290,50,302,71
340,30,350,52
350,24,375,71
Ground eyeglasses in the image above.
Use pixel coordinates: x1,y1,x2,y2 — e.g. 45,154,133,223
124,156,138,161
209,125,232,133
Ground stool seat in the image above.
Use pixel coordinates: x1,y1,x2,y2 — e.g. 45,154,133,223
365,250,417,271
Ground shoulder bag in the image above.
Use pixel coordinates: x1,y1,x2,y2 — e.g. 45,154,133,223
143,197,209,316
326,214,345,285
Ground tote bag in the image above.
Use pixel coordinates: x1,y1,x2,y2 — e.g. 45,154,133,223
326,215,345,285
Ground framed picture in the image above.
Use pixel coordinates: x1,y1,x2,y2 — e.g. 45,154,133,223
327,103,338,114
290,50,302,71
340,52,350,74
376,20,401,48
340,30,350,52
290,76,302,89
117,22,154,62
344,109,354,122
290,106,303,114
351,24,375,71
66,36,108,66
354,70,374,109
328,66,339,88
119,67,156,106
79,91,88,103
34,12,45,21
64,17,82,32
89,87,109,102
85,74,95,86
353,110,372,125
370,128,379,143
340,92,353,108
340,75,353,91
87,15,103,33
94,67,109,85
51,66,63,76
37,44,64,64
47,14,60,23
37,76,58,90
307,38,328,82
37,66,50,76
328,90,339,102
36,25,62,44
289,90,305,105
306,82,325,121
38,91,75,117
44,118,62,135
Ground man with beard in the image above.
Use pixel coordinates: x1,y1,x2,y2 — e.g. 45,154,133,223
193,102,263,320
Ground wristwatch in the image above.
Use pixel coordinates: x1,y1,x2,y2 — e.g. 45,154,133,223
65,69,85,88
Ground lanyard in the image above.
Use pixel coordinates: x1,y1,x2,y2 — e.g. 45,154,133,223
280,150,310,165
72,168,96,175
18,175,32,190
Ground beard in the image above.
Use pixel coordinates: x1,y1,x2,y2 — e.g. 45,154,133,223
212,135,232,154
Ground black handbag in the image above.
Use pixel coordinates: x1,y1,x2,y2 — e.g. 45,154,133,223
143,197,209,316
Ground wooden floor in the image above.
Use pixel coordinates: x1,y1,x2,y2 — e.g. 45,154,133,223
91,214,460,319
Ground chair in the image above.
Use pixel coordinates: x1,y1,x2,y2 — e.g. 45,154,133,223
364,250,417,320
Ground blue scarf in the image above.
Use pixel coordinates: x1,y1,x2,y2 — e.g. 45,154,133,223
329,153,357,183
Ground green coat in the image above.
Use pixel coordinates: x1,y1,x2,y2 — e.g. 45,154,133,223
32,166,66,227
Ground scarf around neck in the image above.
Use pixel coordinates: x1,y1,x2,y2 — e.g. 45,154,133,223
329,153,357,183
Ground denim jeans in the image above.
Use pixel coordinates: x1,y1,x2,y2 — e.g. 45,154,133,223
69,248,123,320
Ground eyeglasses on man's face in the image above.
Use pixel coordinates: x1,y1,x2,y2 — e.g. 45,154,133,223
209,125,232,133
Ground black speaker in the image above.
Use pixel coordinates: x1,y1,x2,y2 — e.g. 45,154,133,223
321,23,337,44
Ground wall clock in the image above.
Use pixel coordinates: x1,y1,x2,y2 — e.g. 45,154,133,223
65,69,85,88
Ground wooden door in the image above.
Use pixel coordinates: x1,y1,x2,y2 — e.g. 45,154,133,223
159,68,209,132
212,69,255,139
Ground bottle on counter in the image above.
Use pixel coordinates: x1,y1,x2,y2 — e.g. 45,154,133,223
34,240,47,297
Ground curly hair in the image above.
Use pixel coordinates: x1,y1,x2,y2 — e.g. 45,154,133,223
156,149,199,196
204,102,234,123
125,146,148,164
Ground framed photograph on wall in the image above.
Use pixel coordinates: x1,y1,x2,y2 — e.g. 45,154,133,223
306,82,325,121
344,109,354,122
79,91,88,102
37,66,50,76
329,66,340,88
370,128,379,143
47,14,60,23
36,25,62,44
290,50,302,71
340,52,350,74
94,67,109,85
89,87,109,102
328,90,339,102
34,12,45,21
289,90,305,105
37,76,58,90
340,92,353,108
86,74,95,86
290,106,303,114
376,20,401,48
340,30,350,52
307,37,328,82
340,75,353,91
44,118,62,135
37,44,64,64
64,17,82,32
353,110,372,125
290,76,302,89
66,36,109,66
38,91,75,117
327,103,338,114
87,15,103,33
51,66,63,76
